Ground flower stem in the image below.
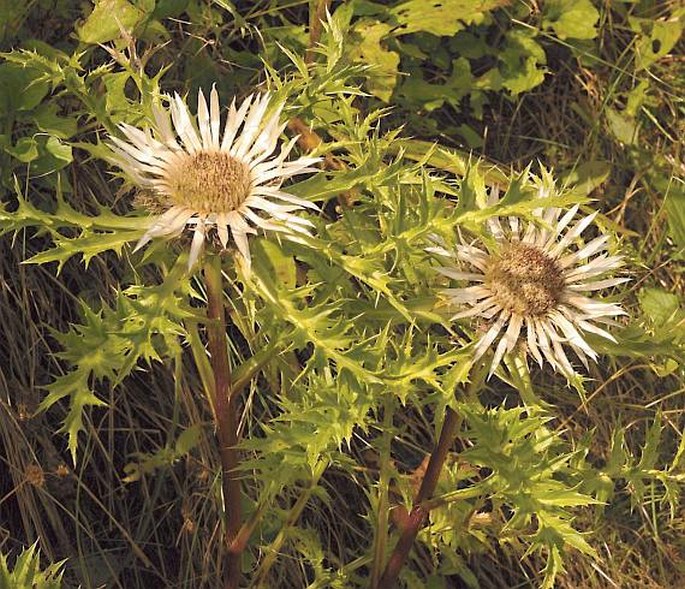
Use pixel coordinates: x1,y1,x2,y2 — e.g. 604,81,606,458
204,254,242,589
376,364,488,589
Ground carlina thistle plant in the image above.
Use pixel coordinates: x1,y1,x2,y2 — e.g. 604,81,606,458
106,87,321,589
432,196,628,378
108,86,321,268
377,191,628,589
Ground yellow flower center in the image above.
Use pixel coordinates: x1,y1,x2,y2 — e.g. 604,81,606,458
167,152,252,214
485,242,565,316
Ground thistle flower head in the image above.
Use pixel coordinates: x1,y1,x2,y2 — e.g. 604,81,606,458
108,87,321,268
433,191,627,378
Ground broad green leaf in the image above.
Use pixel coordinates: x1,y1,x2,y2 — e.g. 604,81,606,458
6,137,39,162
639,287,680,327
389,0,506,37
77,0,148,44
0,62,50,112
399,57,473,110
4,135,73,174
631,16,683,71
625,80,649,118
348,20,399,102
44,136,72,165
606,107,639,145
498,29,547,95
152,0,189,19
175,424,203,455
561,161,612,196
33,104,78,139
543,0,600,40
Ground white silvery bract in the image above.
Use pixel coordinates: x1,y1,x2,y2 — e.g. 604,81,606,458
431,187,628,378
108,87,321,268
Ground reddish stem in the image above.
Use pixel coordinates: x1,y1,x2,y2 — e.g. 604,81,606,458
376,365,487,588
205,255,242,589
376,407,461,589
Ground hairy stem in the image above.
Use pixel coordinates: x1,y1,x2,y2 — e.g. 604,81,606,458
376,365,488,588
204,255,242,589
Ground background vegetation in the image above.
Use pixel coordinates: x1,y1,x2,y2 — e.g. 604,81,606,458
0,1,683,588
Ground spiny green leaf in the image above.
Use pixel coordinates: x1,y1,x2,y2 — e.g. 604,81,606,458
0,189,148,270
123,424,203,483
41,370,108,465
248,265,382,385
638,413,663,472
0,61,50,112
38,266,192,462
0,543,65,589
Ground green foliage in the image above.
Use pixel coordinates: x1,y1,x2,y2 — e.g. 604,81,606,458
0,184,148,271
77,0,152,44
0,58,72,184
629,8,684,71
582,412,685,519
427,404,599,588
543,0,600,41
123,423,203,482
0,1,683,588
389,0,504,37
0,543,65,589
347,20,398,101
661,175,685,250
39,261,197,462
595,287,685,376
329,0,613,142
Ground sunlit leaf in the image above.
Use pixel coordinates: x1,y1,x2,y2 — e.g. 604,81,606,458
389,0,507,37
543,0,600,40
77,0,148,44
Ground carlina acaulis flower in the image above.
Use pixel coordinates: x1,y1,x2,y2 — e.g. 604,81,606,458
108,87,322,268
431,198,628,378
